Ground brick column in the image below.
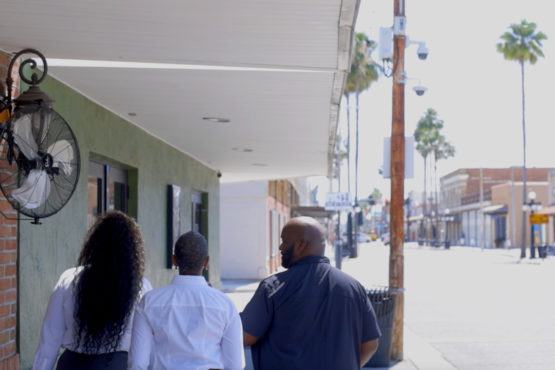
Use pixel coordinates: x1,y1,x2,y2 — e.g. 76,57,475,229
0,51,20,370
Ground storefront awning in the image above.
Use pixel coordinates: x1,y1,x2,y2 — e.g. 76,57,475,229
538,205,555,215
290,206,335,219
482,204,508,215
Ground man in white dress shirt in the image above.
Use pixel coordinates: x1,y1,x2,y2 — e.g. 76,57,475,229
128,231,245,370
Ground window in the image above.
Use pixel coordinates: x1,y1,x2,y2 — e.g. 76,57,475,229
191,191,207,236
191,191,209,280
87,160,129,227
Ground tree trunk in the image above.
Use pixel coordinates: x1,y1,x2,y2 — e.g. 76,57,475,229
520,61,527,259
353,91,360,256
355,92,359,206
346,94,351,200
422,155,427,240
434,153,439,244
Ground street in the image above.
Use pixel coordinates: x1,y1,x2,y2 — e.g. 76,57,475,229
226,242,555,369
343,242,555,369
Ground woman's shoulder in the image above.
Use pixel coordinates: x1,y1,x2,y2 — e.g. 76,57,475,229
59,266,83,281
141,277,153,294
52,266,83,290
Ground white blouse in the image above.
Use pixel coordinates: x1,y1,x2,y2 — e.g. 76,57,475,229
33,267,152,370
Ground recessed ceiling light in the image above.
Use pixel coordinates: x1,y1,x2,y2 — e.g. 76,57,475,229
128,112,137,116
202,117,230,123
252,163,268,167
243,148,253,152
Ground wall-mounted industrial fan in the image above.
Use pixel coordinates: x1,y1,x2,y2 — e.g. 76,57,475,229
0,49,80,224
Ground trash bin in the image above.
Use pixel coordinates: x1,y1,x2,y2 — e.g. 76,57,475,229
364,287,402,368
538,245,547,258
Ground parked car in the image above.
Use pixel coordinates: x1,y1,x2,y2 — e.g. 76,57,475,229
381,233,390,245
357,232,371,243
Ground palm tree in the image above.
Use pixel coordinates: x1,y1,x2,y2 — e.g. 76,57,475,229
344,33,379,203
414,108,443,243
343,32,379,255
432,135,455,243
497,20,546,258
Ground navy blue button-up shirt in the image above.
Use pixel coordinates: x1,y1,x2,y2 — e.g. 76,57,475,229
241,256,381,370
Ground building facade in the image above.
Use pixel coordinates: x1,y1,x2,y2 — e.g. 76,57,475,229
440,167,553,249
2,54,221,368
0,51,20,369
220,179,303,279
1,1,358,366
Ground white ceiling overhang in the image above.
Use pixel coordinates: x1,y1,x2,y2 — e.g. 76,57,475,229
0,0,359,183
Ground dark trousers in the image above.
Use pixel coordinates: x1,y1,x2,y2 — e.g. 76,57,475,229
56,349,127,370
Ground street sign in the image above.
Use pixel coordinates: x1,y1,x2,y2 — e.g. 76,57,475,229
530,214,548,224
324,192,352,211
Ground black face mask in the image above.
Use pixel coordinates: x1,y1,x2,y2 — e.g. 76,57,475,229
281,244,295,268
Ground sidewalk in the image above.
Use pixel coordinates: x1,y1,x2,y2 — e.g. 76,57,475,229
224,242,555,369
222,262,452,369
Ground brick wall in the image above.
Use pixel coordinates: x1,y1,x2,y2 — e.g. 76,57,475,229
0,51,20,370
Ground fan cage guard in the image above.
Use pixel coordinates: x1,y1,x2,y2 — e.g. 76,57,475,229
0,108,80,220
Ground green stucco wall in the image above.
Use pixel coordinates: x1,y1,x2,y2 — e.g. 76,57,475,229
18,76,220,369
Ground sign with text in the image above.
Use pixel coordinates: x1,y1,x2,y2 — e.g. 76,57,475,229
325,192,352,211
530,214,548,225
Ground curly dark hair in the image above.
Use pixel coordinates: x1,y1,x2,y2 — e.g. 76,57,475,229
74,211,145,354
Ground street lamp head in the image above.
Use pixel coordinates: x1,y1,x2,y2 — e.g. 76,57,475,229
528,190,537,201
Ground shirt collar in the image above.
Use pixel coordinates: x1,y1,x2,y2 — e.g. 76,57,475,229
291,255,330,268
171,275,209,286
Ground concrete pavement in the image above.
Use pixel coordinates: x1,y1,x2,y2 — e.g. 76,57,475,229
223,278,421,369
223,242,446,369
224,242,555,369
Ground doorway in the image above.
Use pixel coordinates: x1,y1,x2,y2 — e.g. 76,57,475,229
192,191,208,279
87,160,129,228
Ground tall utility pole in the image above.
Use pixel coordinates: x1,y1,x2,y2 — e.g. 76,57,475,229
390,0,406,360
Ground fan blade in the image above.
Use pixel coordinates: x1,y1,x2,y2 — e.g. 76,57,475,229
11,169,51,209
47,140,74,176
13,114,39,159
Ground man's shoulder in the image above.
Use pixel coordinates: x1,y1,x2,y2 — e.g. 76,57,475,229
259,272,288,294
207,285,236,304
142,282,233,306
328,267,367,291
142,283,173,301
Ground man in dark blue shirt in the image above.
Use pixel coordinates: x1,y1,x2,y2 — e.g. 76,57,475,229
241,217,381,370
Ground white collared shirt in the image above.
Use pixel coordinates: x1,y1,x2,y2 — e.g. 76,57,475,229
128,275,245,370
32,267,152,370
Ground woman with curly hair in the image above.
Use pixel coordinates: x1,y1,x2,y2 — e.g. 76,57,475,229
33,211,152,370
